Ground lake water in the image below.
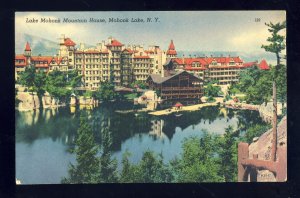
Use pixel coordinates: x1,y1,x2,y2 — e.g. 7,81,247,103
16,102,266,184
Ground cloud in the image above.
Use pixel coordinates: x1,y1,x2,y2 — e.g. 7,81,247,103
15,13,89,44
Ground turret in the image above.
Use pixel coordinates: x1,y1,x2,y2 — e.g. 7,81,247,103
166,40,177,58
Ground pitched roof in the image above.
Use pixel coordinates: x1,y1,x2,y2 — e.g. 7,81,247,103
258,59,270,70
243,61,257,68
64,38,76,46
106,39,123,47
167,40,177,55
25,42,31,51
149,70,202,84
122,48,134,54
168,40,175,50
15,54,27,66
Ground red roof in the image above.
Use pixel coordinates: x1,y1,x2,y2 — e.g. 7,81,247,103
258,59,270,70
167,40,177,55
168,40,175,50
25,42,31,51
31,56,53,67
64,38,76,46
167,50,177,55
123,48,134,54
243,62,257,68
15,54,27,66
106,39,123,47
51,57,63,64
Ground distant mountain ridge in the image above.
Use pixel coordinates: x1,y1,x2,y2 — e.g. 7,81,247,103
15,34,94,56
16,34,277,65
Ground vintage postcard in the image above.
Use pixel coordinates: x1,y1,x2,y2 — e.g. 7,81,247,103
15,11,286,184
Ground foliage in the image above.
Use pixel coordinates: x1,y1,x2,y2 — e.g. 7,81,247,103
236,66,273,104
18,66,35,89
261,20,286,67
216,126,239,182
120,150,173,183
45,70,71,103
94,81,119,102
99,127,119,183
67,69,82,88
62,114,100,184
83,90,94,98
204,82,222,98
18,66,47,108
170,132,223,182
242,124,270,144
130,81,148,89
206,96,215,103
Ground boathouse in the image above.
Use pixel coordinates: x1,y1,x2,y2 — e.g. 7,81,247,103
146,70,203,106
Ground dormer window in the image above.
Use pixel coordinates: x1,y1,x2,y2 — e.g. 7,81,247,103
192,62,200,68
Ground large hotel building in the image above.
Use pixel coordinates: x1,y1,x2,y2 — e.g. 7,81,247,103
15,35,269,89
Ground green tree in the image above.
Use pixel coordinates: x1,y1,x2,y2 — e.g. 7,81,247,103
130,81,148,89
94,81,119,102
62,115,100,184
171,132,223,182
18,66,47,109
262,20,287,109
204,82,222,99
67,69,82,88
33,71,47,109
137,151,173,183
119,151,139,182
261,21,286,71
217,126,239,182
237,67,273,104
99,127,119,183
45,69,71,105
242,124,270,144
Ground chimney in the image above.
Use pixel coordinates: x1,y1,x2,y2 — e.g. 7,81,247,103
80,43,85,50
59,34,65,45
108,37,112,44
182,54,185,65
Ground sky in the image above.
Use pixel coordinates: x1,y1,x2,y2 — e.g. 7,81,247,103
15,11,286,53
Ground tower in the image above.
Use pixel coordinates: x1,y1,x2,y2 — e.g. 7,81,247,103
24,42,31,65
166,40,177,58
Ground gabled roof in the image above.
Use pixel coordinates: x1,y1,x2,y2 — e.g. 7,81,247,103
167,40,177,55
25,42,31,51
258,59,270,70
148,70,202,84
64,38,76,46
168,40,175,50
106,39,123,47
122,48,134,54
15,54,27,66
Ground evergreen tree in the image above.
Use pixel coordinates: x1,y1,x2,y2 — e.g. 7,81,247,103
261,21,286,72
217,126,239,182
171,132,223,182
119,151,139,182
62,114,100,184
99,127,118,183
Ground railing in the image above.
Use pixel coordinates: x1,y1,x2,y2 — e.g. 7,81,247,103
238,142,286,182
161,87,201,91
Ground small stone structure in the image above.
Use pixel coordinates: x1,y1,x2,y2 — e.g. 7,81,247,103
238,116,287,182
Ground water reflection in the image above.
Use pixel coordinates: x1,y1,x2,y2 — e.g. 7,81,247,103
16,104,263,150
16,103,267,184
